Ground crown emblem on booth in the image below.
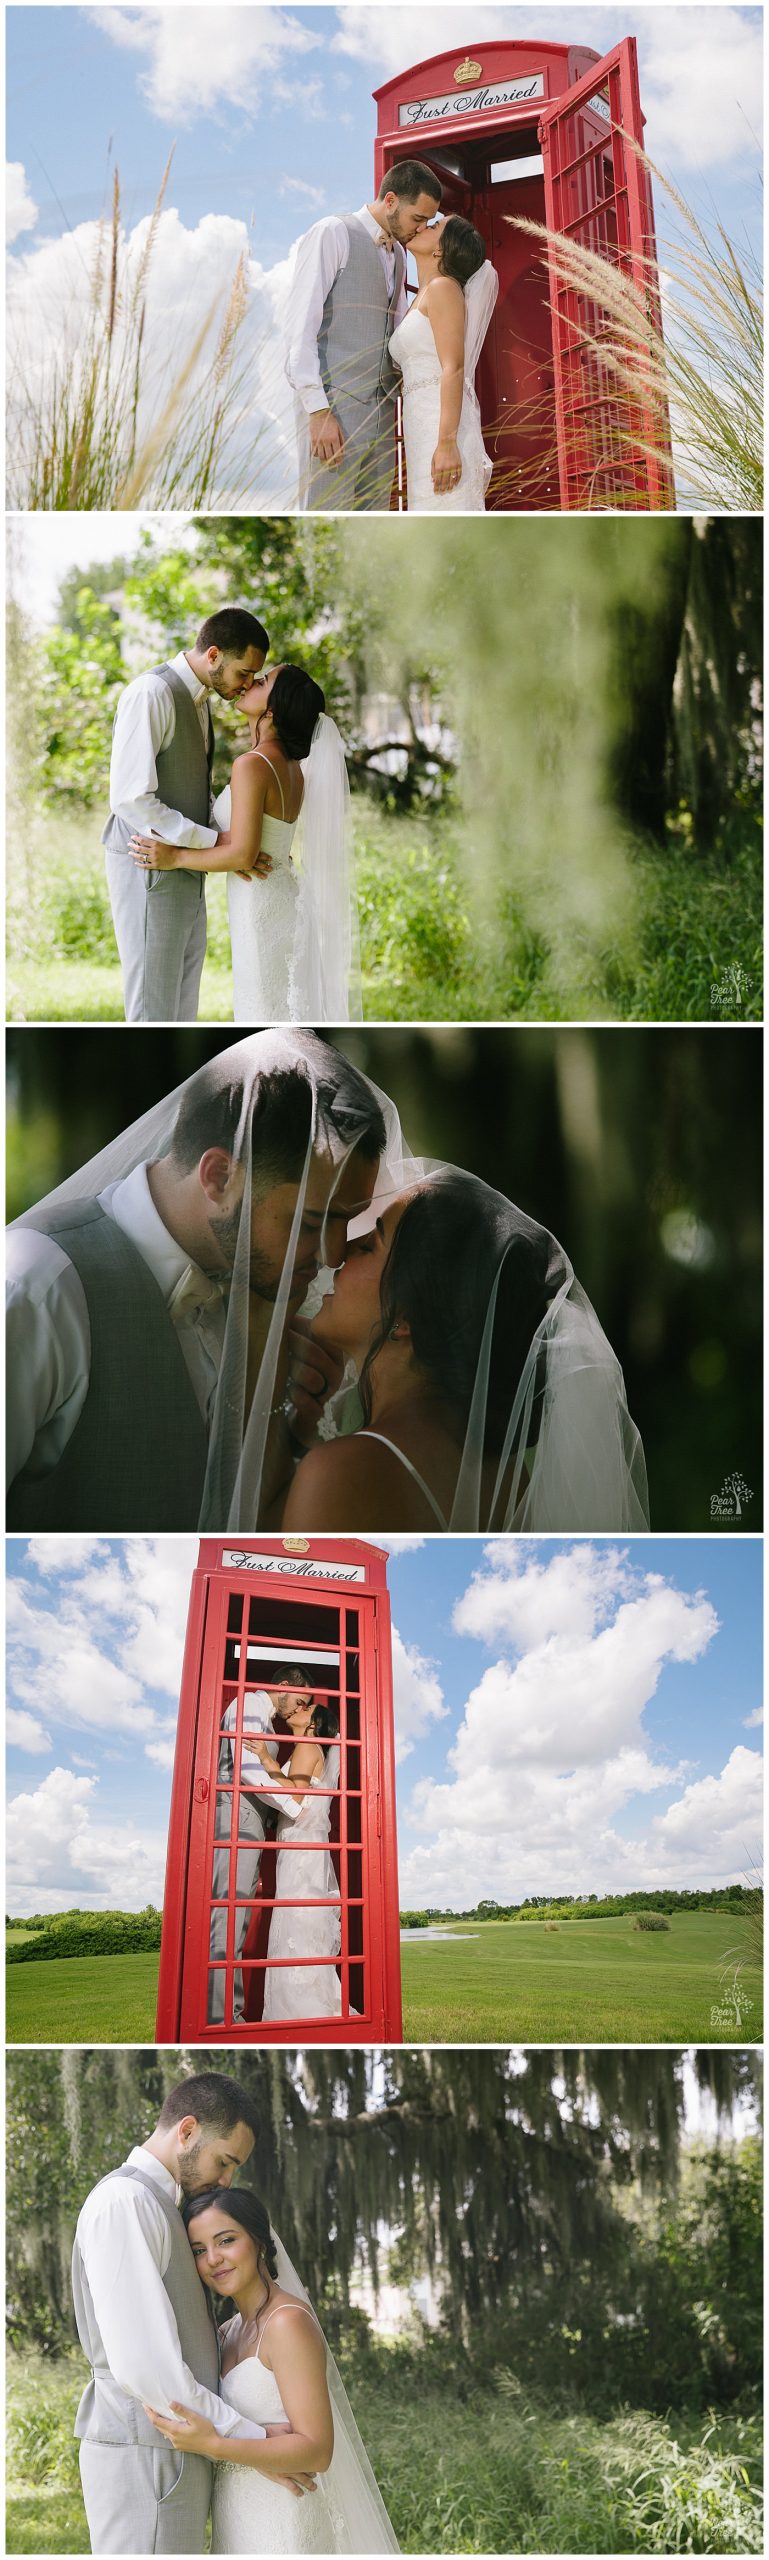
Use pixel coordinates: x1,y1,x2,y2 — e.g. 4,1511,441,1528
453,57,483,85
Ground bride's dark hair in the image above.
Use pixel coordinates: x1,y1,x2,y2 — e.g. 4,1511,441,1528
438,216,486,289
182,2185,279,2282
268,666,325,760
358,1170,568,1453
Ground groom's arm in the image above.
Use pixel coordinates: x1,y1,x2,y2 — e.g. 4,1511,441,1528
110,673,219,850
77,2183,266,2442
284,216,349,415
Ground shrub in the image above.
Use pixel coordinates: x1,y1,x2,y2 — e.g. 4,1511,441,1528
634,1914,671,1932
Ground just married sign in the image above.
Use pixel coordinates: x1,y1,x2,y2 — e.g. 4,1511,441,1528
222,1549,367,1582
399,73,545,126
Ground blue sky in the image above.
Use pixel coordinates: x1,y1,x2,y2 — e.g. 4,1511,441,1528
7,6,763,257
6,1533,763,1915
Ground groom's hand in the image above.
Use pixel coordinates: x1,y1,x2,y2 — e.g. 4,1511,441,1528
309,408,345,467
284,1318,345,1446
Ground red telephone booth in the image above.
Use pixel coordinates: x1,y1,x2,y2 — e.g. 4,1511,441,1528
156,1537,402,2045
374,36,674,509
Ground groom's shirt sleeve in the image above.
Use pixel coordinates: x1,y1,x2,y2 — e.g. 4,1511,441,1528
284,217,351,413
110,672,218,848
77,2180,267,2440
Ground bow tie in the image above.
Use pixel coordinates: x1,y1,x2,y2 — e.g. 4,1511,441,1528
168,1264,224,1324
377,232,393,251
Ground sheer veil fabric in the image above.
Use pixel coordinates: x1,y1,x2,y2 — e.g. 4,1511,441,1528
290,715,362,1023
10,1031,415,1533
11,1040,647,1534
268,2231,399,2552
462,261,499,493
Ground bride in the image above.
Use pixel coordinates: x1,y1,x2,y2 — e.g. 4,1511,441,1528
148,2186,398,2552
389,215,498,510
278,1167,650,1534
129,668,361,1021
249,1686,350,2022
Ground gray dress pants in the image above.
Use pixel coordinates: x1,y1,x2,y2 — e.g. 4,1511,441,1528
300,394,397,512
106,854,207,1023
79,2442,212,2554
208,1788,266,2024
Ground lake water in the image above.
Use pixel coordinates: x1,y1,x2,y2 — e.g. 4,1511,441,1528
399,1929,479,1942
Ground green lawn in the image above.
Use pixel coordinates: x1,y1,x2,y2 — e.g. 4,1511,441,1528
6,1914,761,2047
6,1951,160,2044
400,1913,763,2045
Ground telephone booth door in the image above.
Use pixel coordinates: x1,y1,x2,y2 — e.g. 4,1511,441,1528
539,40,674,508
157,1541,402,2046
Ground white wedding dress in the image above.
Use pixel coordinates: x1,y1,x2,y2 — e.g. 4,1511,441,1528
262,1747,350,2022
211,2318,356,2553
215,777,300,1022
389,303,491,512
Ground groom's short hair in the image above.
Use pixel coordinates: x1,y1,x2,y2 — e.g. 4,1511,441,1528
156,2072,260,2139
169,1046,386,1189
196,607,269,656
381,160,442,206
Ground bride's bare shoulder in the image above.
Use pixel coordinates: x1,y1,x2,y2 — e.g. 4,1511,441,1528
283,1433,427,1531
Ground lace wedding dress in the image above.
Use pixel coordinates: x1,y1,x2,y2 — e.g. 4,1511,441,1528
214,780,300,1022
389,304,491,512
262,1747,350,2021
211,2318,355,2553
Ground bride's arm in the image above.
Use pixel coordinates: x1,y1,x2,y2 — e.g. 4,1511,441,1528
128,758,274,877
426,275,466,492
148,2309,334,2474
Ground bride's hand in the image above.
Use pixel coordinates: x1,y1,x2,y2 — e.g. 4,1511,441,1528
284,1317,345,1447
144,2402,219,2457
129,834,180,870
432,437,462,494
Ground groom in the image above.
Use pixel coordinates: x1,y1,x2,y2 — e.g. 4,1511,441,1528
285,160,442,511
104,606,269,1023
210,1670,314,2024
72,2070,312,2554
6,1038,386,1531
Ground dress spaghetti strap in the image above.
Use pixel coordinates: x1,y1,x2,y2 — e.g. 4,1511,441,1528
256,2298,323,2363
251,748,286,817
359,1431,448,1529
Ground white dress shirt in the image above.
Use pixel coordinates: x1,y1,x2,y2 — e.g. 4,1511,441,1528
6,1163,226,1489
285,204,408,414
109,649,218,848
75,2147,264,2439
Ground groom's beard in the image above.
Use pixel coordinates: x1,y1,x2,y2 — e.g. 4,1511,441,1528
176,2136,212,2198
207,1206,318,1300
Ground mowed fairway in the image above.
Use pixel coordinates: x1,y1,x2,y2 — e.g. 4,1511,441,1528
6,1953,159,2044
401,1913,763,2044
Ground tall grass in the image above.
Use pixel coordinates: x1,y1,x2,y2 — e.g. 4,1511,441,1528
512,153,763,512
7,161,255,509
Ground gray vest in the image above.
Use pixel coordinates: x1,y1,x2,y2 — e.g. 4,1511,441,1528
103,662,214,856
318,216,405,413
6,1200,208,1531
72,2163,220,2446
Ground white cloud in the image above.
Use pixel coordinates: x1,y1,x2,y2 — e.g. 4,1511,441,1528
24,1535,110,1574
6,161,38,244
6,1540,199,1762
398,1543,755,1907
144,1737,178,1771
7,205,300,508
391,1627,448,1763
7,1766,166,1911
743,1707,763,1728
7,1708,52,1755
333,6,763,169
88,4,321,123
281,177,326,207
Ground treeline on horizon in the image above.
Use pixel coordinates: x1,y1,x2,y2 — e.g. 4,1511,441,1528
400,1885,756,1926
6,1883,756,1963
